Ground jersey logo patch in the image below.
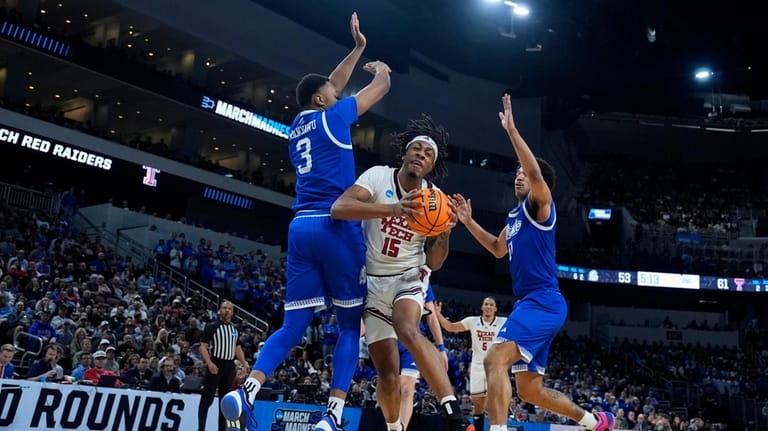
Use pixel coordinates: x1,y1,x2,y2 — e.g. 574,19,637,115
385,189,394,198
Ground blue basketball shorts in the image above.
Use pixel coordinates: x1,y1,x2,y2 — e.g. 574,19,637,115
398,341,419,378
285,210,366,311
495,289,567,375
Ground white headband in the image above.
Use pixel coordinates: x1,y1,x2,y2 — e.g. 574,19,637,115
405,135,438,161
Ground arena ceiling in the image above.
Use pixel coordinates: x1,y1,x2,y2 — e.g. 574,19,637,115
251,0,768,117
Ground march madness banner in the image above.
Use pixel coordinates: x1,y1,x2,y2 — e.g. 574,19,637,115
250,400,362,431
0,380,216,431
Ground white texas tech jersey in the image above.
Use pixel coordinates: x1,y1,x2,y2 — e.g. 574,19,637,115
460,315,507,366
355,165,434,275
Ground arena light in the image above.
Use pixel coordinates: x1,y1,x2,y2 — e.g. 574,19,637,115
513,5,530,16
694,69,713,80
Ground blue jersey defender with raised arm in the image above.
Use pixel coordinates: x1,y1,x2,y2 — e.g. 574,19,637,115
220,12,391,431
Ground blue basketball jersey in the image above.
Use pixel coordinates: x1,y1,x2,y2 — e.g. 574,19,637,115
505,197,558,298
289,96,358,212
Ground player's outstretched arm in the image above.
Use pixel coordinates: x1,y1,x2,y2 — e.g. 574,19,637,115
452,193,508,258
328,12,366,93
331,185,423,221
433,301,467,333
355,61,391,116
499,94,552,221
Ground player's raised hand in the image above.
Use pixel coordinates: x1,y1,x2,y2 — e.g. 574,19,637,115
498,93,517,133
350,12,366,48
392,189,424,221
451,193,473,225
363,61,391,75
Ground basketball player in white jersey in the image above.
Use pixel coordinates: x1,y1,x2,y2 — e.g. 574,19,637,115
331,116,467,431
435,297,506,431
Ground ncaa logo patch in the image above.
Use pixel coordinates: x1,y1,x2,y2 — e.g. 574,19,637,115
385,189,394,198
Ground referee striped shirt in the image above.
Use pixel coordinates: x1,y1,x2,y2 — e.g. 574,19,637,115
201,320,241,360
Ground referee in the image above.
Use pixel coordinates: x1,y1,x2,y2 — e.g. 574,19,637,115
199,301,248,431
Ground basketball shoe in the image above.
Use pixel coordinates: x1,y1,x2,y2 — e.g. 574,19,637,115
220,379,259,421
593,412,616,431
313,413,343,431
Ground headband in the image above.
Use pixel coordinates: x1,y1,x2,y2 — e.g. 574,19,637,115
405,135,438,161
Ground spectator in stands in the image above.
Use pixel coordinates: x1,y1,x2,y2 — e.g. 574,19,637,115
0,301,28,344
72,337,92,364
149,356,181,392
322,314,339,360
34,295,56,315
615,409,629,429
0,343,15,378
352,357,374,383
104,346,120,372
29,310,57,344
26,344,64,382
181,359,204,393
123,356,153,387
0,293,12,318
635,413,650,431
71,352,91,381
85,350,121,387
56,320,75,347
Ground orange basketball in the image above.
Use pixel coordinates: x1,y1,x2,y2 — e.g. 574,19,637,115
407,188,452,237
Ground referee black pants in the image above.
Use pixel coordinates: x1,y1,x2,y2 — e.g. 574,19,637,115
198,358,236,431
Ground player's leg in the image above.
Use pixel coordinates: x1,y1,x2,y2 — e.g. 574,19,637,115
399,347,419,430
484,341,522,430
392,294,453,402
391,284,465,431
515,371,616,430
221,217,321,422
368,338,403,429
315,219,368,431
364,275,403,431
470,367,488,431
494,292,613,431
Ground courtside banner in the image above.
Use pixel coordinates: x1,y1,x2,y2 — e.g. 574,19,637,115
250,400,362,431
0,380,216,431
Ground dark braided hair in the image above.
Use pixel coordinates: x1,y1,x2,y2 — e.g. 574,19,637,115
391,114,449,180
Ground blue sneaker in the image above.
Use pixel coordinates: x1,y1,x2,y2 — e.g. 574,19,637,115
220,387,252,422
594,412,615,431
313,414,342,431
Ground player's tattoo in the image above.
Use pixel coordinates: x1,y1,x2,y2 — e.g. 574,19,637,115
544,388,565,400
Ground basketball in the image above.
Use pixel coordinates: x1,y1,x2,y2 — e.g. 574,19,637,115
407,188,452,236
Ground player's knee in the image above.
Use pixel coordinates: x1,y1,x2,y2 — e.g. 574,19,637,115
400,384,414,399
377,372,399,391
392,321,419,344
516,383,541,405
483,351,504,372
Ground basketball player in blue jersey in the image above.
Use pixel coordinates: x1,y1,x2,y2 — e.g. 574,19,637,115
451,95,615,431
398,283,448,431
332,116,468,431
220,12,391,431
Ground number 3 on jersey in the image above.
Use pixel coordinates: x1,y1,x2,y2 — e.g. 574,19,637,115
296,137,312,174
